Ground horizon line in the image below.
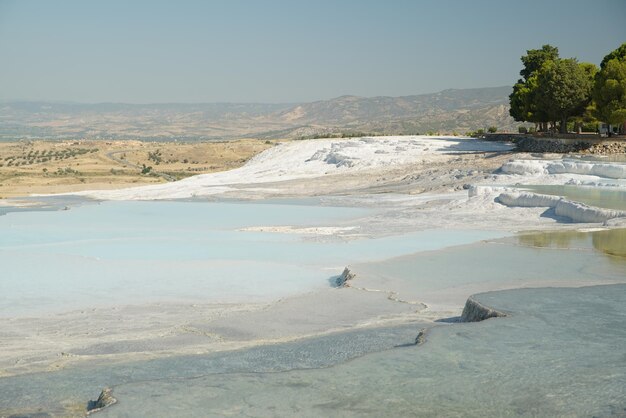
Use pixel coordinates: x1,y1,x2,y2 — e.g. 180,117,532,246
0,85,513,106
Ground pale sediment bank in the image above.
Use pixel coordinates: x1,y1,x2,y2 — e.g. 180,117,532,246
68,136,514,201
239,225,359,235
500,159,626,180
57,137,626,234
496,191,626,223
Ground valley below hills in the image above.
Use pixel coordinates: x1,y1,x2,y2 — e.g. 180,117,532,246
1,86,517,141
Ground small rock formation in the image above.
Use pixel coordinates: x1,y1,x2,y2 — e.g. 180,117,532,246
335,267,355,287
461,297,507,322
414,328,427,345
87,388,116,414
586,141,626,154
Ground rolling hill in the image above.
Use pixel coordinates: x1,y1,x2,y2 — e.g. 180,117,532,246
0,86,518,141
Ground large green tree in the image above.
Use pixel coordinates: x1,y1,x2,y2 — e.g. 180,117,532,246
510,75,548,127
509,45,559,131
593,43,626,129
519,44,559,80
535,58,595,133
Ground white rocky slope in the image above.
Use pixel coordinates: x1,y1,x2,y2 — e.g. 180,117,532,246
495,192,626,223
485,158,626,223
73,136,512,200
501,159,626,180
69,135,626,227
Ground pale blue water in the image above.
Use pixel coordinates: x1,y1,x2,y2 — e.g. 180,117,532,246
0,200,504,316
1,284,625,417
94,285,626,418
0,194,92,217
352,232,626,307
2,199,625,417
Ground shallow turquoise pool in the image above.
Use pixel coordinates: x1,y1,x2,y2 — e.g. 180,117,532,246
0,200,504,316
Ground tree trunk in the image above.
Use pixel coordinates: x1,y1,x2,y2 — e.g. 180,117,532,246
560,117,568,134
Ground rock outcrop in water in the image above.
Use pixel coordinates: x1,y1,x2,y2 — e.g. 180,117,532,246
461,297,507,322
87,388,116,414
414,329,427,345
335,267,356,287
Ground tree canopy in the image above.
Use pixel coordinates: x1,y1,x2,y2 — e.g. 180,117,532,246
510,44,598,133
599,43,626,69
535,58,595,133
509,45,560,130
592,43,626,127
519,44,559,80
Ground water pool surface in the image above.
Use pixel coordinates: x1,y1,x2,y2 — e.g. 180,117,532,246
93,284,626,418
0,200,504,316
2,198,625,417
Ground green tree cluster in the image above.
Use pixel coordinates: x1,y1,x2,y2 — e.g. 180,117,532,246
509,45,558,131
509,45,597,133
592,43,626,128
511,43,626,135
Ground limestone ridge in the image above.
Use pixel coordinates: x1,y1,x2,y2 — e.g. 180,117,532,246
496,192,626,223
335,267,356,287
461,297,507,322
87,388,116,414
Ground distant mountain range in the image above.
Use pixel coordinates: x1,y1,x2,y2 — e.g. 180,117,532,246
0,86,519,141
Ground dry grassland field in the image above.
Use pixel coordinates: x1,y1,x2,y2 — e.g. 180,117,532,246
0,139,274,198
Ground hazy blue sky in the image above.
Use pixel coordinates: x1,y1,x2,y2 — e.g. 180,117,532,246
0,0,624,103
